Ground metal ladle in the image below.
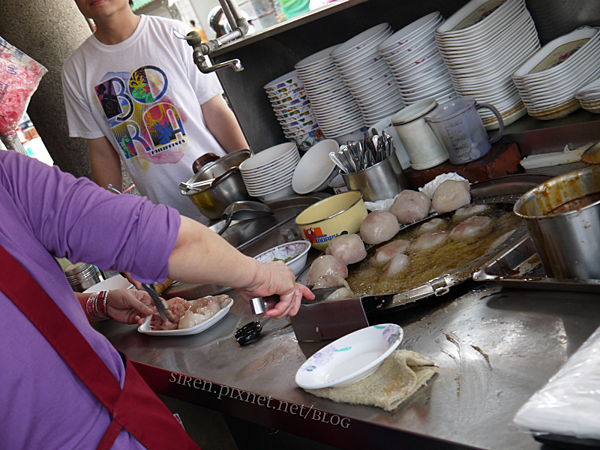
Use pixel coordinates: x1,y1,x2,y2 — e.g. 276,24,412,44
217,201,274,235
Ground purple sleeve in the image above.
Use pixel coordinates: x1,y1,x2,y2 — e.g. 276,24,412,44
1,151,180,283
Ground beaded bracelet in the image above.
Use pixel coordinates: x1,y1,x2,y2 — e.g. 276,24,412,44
86,290,110,322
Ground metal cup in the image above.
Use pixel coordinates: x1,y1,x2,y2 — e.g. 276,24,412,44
341,152,409,202
64,262,102,292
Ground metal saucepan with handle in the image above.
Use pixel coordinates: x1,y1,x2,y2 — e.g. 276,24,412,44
180,149,253,219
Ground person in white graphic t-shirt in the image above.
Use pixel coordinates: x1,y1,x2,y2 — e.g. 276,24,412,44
62,0,249,223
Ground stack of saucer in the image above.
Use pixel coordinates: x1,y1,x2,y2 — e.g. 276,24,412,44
239,142,300,202
331,23,404,127
576,77,600,114
264,71,323,150
295,46,365,142
435,0,541,129
513,27,600,120
378,12,456,106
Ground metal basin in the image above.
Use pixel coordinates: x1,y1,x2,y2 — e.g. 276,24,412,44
180,149,252,219
514,165,600,280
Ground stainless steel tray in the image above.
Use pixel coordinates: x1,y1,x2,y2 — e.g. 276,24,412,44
473,235,600,293
364,220,530,313
363,173,554,313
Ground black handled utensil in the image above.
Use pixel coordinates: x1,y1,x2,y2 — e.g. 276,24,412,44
141,283,174,323
234,295,280,346
120,272,173,323
235,317,273,345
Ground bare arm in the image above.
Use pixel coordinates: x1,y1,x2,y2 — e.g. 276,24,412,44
201,94,249,153
87,136,123,191
167,216,313,318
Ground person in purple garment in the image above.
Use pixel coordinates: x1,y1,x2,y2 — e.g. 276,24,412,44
0,150,313,450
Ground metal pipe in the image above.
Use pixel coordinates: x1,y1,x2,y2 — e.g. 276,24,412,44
175,0,248,74
219,0,249,35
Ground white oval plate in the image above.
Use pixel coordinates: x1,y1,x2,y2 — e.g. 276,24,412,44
295,324,403,389
138,298,233,336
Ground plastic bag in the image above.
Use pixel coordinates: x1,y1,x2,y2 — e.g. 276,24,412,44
0,36,47,138
513,324,600,440
418,172,469,199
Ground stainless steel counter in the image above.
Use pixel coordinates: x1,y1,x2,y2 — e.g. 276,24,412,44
96,276,600,450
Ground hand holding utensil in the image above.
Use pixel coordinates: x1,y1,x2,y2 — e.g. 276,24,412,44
120,272,173,322
141,283,175,323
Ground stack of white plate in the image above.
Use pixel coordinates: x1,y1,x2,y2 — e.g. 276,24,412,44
378,12,456,106
435,0,541,129
513,27,600,120
576,78,600,114
295,46,365,142
264,71,323,150
331,23,404,127
239,142,300,202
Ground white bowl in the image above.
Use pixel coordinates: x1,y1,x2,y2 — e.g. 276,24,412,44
240,143,298,173
292,139,339,194
243,168,297,189
513,27,599,79
332,126,368,144
256,184,296,202
295,324,403,389
264,70,301,90
328,173,348,194
241,157,299,182
331,23,391,59
378,11,442,53
391,59,446,85
383,39,438,66
295,45,339,69
243,171,296,191
254,240,311,276
437,0,520,36
576,77,600,98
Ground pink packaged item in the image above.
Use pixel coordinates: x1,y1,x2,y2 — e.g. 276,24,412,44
0,36,47,139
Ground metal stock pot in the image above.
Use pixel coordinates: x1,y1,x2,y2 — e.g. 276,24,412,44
180,149,252,219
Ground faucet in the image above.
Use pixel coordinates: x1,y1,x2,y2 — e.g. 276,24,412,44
177,0,249,74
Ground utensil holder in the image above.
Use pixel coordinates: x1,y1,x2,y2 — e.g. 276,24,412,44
341,152,409,202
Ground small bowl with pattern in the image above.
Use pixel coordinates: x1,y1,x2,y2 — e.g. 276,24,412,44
295,324,403,389
253,240,311,276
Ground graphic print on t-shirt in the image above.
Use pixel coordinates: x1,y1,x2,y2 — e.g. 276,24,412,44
94,65,186,164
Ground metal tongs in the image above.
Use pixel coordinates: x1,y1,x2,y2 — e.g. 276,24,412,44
235,316,273,345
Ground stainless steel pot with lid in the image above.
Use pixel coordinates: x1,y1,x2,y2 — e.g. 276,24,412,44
180,149,253,220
